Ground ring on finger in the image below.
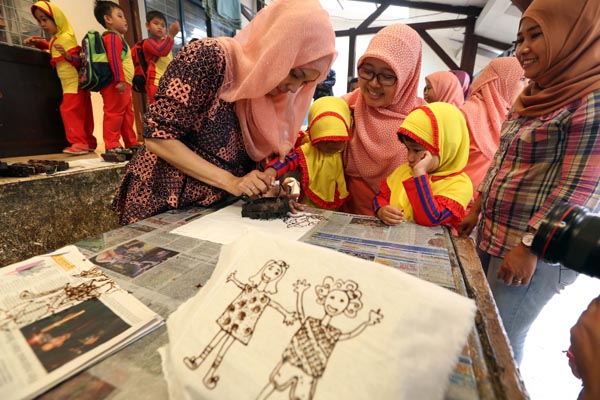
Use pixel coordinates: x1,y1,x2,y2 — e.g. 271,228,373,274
513,279,523,284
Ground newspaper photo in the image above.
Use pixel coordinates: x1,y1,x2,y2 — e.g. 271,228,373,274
0,246,163,400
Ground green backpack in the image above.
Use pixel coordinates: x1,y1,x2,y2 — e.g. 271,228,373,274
78,30,113,91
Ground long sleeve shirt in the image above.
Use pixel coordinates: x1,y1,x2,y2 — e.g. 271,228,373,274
103,31,134,84
477,90,600,258
373,175,464,227
142,36,174,87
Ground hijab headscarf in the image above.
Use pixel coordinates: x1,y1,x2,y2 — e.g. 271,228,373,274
449,70,471,97
343,24,425,192
514,0,600,117
299,96,351,209
31,1,78,66
425,71,465,107
217,0,337,161
461,57,524,161
389,102,473,220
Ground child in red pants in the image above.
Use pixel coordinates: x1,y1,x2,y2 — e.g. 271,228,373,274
94,0,140,154
25,1,96,155
141,10,180,103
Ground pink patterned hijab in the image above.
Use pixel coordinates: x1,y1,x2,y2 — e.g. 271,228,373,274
460,57,525,160
217,0,336,161
425,71,465,107
343,24,425,191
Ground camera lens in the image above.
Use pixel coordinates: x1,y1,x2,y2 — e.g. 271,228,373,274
531,203,600,278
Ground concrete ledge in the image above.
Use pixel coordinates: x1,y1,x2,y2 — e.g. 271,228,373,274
0,162,126,266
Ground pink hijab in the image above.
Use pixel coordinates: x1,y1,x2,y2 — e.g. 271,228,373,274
217,0,336,161
425,71,465,107
343,24,425,191
460,57,525,160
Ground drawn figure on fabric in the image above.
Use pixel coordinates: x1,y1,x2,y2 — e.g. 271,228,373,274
183,260,295,389
256,276,384,400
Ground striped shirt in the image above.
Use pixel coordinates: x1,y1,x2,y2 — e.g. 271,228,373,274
477,90,600,258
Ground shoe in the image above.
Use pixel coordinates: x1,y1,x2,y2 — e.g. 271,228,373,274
106,146,133,155
128,145,142,152
63,145,89,155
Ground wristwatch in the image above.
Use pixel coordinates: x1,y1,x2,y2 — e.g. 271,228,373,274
521,233,535,248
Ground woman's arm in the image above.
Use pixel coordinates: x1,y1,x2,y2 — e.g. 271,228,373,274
145,138,272,197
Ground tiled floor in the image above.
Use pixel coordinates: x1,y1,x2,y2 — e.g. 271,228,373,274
521,274,600,399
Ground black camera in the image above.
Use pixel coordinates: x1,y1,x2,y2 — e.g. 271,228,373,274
531,203,600,278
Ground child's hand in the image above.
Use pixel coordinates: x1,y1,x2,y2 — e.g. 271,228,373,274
377,205,404,226
226,271,237,282
169,21,181,38
53,44,72,61
23,36,45,47
116,82,126,94
412,150,434,177
368,309,384,325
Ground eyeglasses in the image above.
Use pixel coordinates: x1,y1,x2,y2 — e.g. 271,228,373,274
357,67,397,86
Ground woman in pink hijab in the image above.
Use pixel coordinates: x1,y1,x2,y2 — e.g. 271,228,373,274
113,0,336,225
423,71,465,107
460,57,525,193
342,24,425,216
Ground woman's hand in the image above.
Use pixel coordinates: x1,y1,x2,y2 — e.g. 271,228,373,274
497,243,537,286
377,205,404,226
458,210,479,237
230,170,275,198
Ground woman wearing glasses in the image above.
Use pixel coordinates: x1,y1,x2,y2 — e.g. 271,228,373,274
112,0,336,225
342,24,425,216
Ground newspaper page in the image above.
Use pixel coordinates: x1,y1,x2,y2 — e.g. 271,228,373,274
0,246,163,400
36,207,227,399
300,211,454,289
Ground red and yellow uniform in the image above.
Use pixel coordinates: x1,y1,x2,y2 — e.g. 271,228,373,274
373,103,473,227
267,96,351,209
142,36,174,103
30,1,95,151
100,31,139,150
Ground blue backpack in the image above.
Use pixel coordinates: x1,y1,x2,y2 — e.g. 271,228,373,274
78,30,113,91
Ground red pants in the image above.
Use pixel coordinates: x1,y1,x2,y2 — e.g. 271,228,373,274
61,89,96,149
100,82,140,150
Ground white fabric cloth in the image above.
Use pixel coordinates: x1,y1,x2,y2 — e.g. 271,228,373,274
160,231,475,400
170,201,315,245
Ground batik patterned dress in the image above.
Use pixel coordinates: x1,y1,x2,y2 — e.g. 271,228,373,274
113,39,254,225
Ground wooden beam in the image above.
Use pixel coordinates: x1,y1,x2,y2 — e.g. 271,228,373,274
350,0,481,16
241,4,254,21
459,15,477,76
347,31,357,92
415,28,459,71
357,1,390,29
473,34,512,51
336,18,468,37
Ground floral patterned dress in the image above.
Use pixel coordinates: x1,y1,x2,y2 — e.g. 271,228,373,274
113,39,254,225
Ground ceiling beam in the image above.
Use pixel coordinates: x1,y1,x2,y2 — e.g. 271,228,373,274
357,1,391,29
335,18,469,37
415,28,459,70
349,0,482,16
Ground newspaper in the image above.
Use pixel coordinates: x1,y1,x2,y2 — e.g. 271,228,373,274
299,211,455,289
0,246,163,400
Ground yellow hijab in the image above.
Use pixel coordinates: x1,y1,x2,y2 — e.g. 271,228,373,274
387,102,472,220
31,1,78,65
298,96,351,209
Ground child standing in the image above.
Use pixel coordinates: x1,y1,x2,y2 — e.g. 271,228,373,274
140,11,180,103
24,1,96,155
93,0,140,154
373,102,473,227
265,96,351,210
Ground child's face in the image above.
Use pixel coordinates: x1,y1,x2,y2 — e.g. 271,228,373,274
324,290,349,317
402,138,440,173
146,17,166,39
33,9,57,35
315,140,346,154
105,7,128,34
